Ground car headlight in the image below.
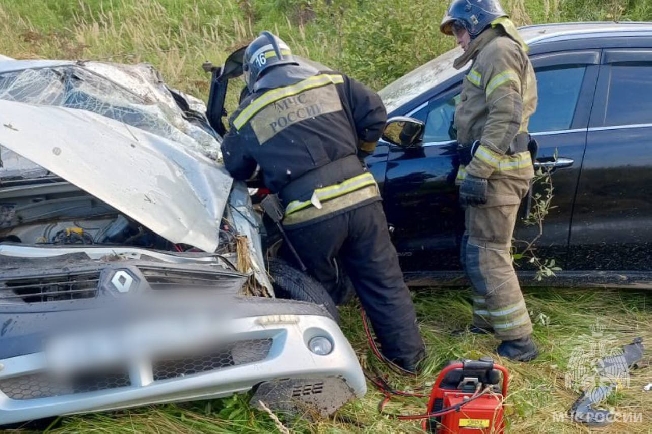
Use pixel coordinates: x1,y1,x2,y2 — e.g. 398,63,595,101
308,336,333,356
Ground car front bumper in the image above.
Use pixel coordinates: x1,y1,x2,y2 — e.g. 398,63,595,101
0,305,366,424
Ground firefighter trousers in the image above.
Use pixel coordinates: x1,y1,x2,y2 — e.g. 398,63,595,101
284,201,425,366
461,177,533,341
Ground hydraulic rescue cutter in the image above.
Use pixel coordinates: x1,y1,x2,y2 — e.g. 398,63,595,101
423,358,508,433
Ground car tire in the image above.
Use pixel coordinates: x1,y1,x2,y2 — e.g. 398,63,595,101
267,258,339,322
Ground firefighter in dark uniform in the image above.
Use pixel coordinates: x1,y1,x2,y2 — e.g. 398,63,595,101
441,0,539,361
221,31,426,372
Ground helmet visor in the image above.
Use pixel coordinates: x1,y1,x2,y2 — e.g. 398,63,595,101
441,15,467,38
440,14,456,35
451,21,468,38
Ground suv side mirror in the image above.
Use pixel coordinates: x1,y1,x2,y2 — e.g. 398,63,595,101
204,46,248,136
221,46,246,80
382,117,425,148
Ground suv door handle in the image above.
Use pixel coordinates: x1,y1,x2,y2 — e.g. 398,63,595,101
534,157,574,170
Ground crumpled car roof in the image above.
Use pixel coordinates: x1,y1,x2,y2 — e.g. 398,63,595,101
0,59,222,159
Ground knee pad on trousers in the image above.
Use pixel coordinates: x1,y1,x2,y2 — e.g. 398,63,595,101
465,241,488,295
465,241,514,296
460,234,469,273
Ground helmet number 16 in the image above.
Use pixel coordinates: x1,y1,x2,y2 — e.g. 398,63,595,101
255,53,267,67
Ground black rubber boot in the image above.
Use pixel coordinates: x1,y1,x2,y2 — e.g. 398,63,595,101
497,336,539,362
451,325,495,337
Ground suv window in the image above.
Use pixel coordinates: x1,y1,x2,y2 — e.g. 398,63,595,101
417,91,458,143
529,66,586,133
604,65,652,127
418,66,586,142
423,95,457,142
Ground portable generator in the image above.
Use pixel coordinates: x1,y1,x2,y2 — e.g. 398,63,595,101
423,358,508,433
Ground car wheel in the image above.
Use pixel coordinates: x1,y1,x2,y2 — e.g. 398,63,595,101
267,258,339,322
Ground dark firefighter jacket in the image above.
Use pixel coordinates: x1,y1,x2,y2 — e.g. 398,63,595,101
222,64,387,225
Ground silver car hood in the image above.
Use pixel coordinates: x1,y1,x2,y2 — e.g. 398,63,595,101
0,99,231,253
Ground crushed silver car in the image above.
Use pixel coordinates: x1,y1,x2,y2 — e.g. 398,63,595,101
0,55,365,425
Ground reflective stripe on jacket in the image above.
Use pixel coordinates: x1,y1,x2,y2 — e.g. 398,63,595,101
282,183,380,227
285,172,378,216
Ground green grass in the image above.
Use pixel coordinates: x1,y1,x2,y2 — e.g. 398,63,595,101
1,0,652,432
0,0,636,98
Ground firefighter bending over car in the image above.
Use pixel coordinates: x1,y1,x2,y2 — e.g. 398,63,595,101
221,31,426,373
441,0,539,361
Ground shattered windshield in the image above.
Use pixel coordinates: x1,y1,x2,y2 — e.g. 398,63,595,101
378,47,464,114
0,66,142,106
0,62,221,172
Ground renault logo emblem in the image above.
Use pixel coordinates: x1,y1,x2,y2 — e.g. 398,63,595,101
111,270,134,293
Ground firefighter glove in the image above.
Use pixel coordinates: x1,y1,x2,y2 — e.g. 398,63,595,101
459,174,487,207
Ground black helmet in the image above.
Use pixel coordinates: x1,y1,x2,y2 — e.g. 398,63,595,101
440,0,507,38
242,31,297,91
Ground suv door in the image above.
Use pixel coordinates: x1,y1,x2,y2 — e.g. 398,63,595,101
516,51,599,267
382,83,464,273
381,50,599,275
569,50,652,271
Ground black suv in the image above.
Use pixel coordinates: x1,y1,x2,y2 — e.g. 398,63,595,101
205,22,652,289
374,22,652,288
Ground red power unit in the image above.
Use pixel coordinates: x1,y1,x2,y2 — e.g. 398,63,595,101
423,358,509,433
